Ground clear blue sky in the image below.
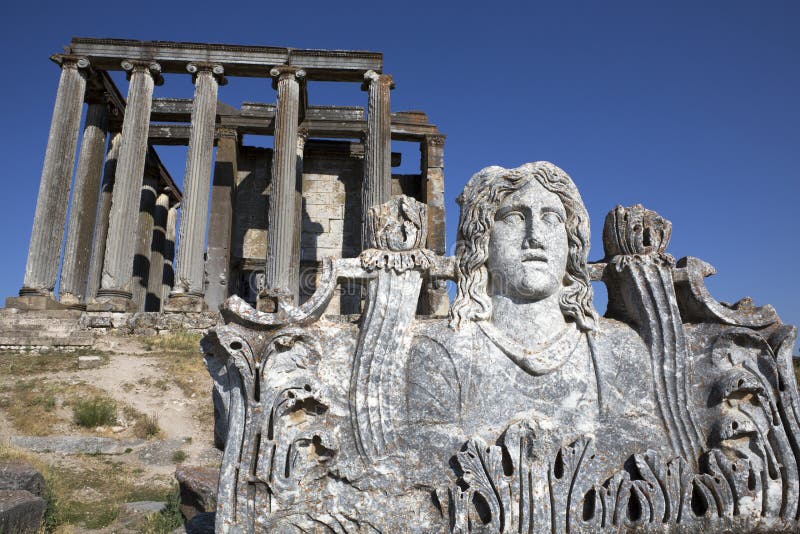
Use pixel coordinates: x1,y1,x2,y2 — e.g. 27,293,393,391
1,1,798,342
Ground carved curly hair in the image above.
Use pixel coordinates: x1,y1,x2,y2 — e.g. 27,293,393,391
449,162,597,332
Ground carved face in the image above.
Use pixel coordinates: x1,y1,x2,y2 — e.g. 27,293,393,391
486,180,569,301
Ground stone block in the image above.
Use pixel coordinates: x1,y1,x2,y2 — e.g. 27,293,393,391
304,205,343,220
303,191,336,206
301,179,337,194
77,355,104,369
5,296,68,311
329,219,344,236
164,295,208,313
10,436,144,455
85,295,136,313
302,218,329,234
185,511,215,534
0,462,45,497
0,490,45,534
175,465,218,521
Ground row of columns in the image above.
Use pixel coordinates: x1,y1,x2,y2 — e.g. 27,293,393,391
256,68,395,312
18,54,405,314
15,56,179,312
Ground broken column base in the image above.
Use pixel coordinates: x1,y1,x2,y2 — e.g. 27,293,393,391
57,292,87,311
6,294,68,311
86,290,136,313
164,293,207,313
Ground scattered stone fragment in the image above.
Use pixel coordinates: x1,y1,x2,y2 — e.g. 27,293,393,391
0,461,45,496
10,435,143,455
0,490,45,534
77,355,104,369
184,511,214,534
175,465,217,521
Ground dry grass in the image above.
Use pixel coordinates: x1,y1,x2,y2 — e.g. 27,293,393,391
0,444,173,530
0,350,106,376
0,379,66,435
142,330,202,353
140,331,210,402
50,455,172,530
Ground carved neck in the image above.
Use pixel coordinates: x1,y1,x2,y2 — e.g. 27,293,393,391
490,292,567,347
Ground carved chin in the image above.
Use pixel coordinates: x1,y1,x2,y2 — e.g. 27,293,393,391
491,272,560,300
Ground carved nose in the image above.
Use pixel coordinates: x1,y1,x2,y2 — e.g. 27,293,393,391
522,235,543,249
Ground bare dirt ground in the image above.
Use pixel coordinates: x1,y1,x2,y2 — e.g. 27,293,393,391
0,332,219,533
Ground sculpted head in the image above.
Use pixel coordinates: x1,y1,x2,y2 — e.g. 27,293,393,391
450,161,596,331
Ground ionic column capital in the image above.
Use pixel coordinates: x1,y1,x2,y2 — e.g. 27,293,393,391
121,60,163,85
187,62,227,86
269,65,306,89
216,126,238,140
425,134,446,147
50,54,91,71
297,127,309,150
361,70,395,91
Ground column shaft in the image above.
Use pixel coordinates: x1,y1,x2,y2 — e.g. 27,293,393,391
20,57,88,298
166,65,222,312
204,129,238,311
288,131,306,303
162,205,178,304
361,70,394,249
421,135,449,316
146,193,170,311
261,66,304,310
59,101,109,307
86,133,120,300
93,61,159,311
132,175,158,311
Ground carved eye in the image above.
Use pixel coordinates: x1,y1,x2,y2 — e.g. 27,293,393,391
541,210,564,225
499,210,524,224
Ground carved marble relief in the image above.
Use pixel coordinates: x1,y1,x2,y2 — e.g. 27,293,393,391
203,161,800,533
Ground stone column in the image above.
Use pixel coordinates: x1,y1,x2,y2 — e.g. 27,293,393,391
162,204,178,304
259,66,305,312
146,192,170,311
59,99,109,308
204,127,238,311
132,174,158,311
90,60,161,312
15,56,89,308
421,134,449,316
360,70,395,249
165,63,224,312
289,129,307,303
86,132,121,300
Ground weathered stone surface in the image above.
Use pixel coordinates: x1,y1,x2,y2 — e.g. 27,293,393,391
20,56,89,300
204,163,800,533
184,511,215,534
94,61,160,311
0,490,45,534
168,65,222,308
0,462,45,497
174,465,217,521
262,66,305,307
11,436,143,455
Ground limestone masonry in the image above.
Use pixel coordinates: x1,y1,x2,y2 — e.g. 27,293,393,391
6,37,446,326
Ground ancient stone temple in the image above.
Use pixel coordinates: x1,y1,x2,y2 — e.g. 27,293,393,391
6,37,447,323
204,163,800,532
